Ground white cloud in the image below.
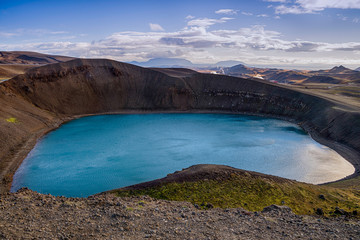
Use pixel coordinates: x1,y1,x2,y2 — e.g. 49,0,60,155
185,15,195,19
241,11,253,16
264,0,287,2
0,29,70,38
337,14,348,21
215,9,238,15
353,17,360,23
149,23,164,31
2,23,360,69
257,14,269,17
50,31,68,35
0,32,18,37
297,0,360,11
5,25,360,55
273,0,360,14
275,5,314,14
187,17,233,27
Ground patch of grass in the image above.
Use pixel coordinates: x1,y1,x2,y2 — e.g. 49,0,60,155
326,176,360,190
112,174,360,217
6,117,19,123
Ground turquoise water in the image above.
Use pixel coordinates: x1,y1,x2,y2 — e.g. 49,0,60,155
11,114,354,197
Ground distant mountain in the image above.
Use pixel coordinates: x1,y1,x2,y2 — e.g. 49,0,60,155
129,58,194,68
221,64,360,84
262,70,308,83
311,65,358,75
224,64,256,77
131,61,359,85
329,65,349,73
355,67,360,71
303,76,342,84
0,51,75,65
129,58,245,68
213,60,245,67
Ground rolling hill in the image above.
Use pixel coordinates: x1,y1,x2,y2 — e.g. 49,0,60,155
0,51,74,65
222,64,360,84
0,51,76,80
0,64,35,80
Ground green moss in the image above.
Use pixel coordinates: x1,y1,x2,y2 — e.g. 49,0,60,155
326,176,360,190
112,174,360,217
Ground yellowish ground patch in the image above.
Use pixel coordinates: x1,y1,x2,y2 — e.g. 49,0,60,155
6,117,19,123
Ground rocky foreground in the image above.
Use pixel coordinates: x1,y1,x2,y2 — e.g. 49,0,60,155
0,188,359,240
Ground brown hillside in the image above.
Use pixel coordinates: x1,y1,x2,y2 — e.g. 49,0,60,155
0,51,74,65
0,64,35,79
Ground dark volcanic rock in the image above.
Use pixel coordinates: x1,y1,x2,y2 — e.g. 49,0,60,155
319,194,326,200
262,205,293,215
316,208,324,215
334,207,349,215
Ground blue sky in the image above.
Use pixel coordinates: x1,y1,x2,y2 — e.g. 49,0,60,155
1,0,360,69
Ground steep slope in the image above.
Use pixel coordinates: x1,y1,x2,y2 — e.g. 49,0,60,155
1,58,360,193
0,64,35,79
0,83,58,191
0,51,74,64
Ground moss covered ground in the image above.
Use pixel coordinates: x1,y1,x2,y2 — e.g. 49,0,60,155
112,173,360,217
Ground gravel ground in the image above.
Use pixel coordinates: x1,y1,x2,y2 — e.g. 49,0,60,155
0,188,359,240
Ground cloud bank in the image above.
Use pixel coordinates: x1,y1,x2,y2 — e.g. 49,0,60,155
271,0,360,14
1,16,360,69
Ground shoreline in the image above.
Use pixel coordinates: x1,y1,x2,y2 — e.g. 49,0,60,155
3,109,360,195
